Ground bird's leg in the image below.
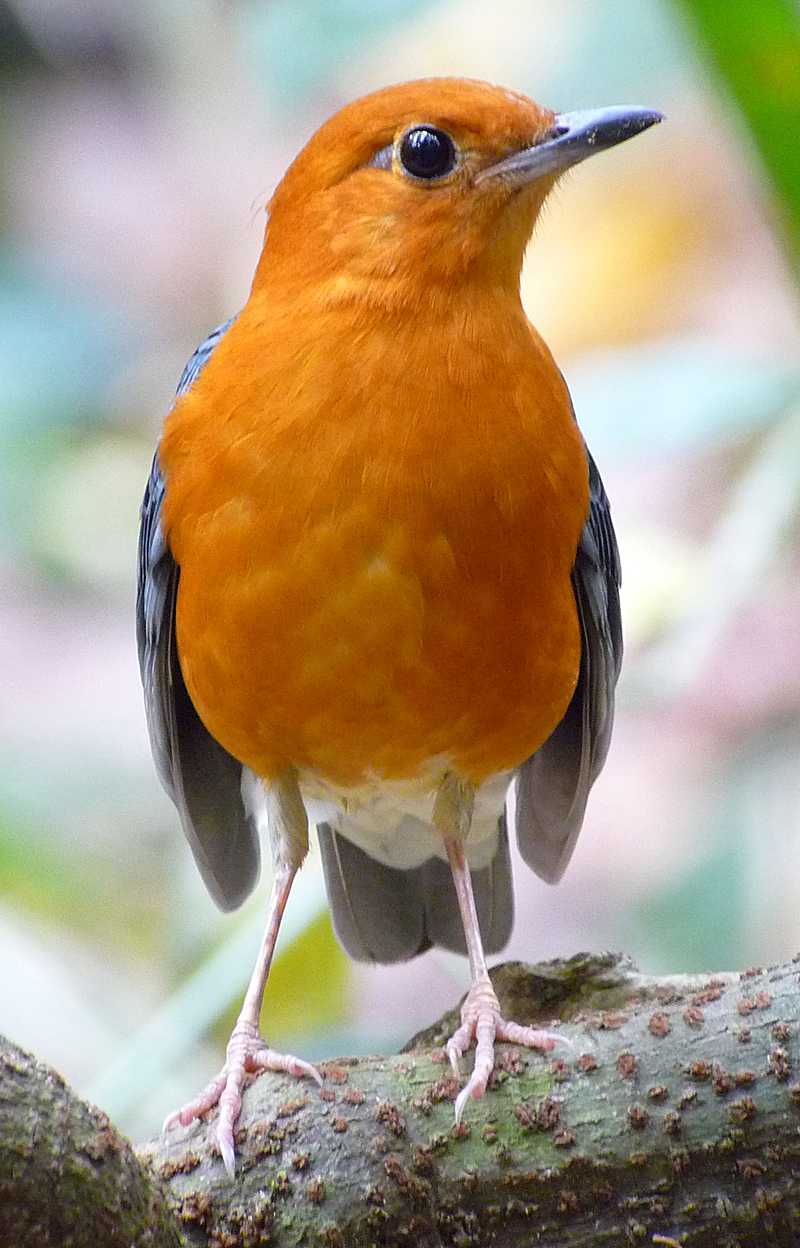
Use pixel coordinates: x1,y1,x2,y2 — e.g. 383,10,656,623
435,773,560,1122
164,770,321,1176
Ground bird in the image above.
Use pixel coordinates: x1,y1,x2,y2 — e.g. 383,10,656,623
137,77,660,1175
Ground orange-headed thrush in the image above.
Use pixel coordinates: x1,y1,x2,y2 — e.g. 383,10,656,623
137,78,661,1174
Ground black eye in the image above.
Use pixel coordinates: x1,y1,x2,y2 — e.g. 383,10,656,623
398,126,457,180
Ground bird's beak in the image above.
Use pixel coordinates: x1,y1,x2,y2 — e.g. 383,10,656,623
477,105,663,185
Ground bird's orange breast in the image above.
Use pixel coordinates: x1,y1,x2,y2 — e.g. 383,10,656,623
159,288,588,789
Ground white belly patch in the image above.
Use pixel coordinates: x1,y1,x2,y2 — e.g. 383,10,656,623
299,766,512,871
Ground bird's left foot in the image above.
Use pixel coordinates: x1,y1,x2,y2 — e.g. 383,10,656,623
447,973,562,1120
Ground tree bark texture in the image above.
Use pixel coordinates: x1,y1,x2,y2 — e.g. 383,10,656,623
0,1037,181,1246
2,953,800,1246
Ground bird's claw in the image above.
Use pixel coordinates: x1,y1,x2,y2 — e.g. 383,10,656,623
447,974,563,1122
162,1020,321,1178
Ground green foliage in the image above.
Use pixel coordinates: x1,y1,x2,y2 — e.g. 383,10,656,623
675,0,800,270
256,911,349,1047
0,748,168,959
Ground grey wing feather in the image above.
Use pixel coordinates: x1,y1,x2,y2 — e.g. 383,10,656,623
515,449,622,884
136,318,260,912
317,818,513,963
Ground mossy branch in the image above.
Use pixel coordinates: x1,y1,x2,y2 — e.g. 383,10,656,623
2,953,800,1245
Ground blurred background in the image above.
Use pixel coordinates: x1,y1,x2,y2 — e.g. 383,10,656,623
1,0,799,1144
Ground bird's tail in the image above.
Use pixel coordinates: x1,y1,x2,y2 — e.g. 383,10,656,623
316,817,514,963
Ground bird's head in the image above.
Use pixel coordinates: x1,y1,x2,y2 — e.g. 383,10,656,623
257,78,661,306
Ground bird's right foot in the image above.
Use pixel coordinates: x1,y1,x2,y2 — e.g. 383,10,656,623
163,1019,321,1177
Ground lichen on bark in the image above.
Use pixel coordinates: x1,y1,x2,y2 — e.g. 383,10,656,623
3,953,800,1246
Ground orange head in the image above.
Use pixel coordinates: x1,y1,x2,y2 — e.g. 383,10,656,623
256,78,661,303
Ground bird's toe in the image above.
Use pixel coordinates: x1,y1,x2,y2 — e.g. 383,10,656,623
162,1019,320,1175
448,973,563,1121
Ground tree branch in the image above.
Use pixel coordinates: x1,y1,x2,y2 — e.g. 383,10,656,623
0,1037,180,1246
3,954,799,1245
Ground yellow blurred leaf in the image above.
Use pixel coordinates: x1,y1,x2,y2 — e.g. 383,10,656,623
258,911,349,1044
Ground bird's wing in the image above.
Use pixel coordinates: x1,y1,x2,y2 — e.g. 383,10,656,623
136,319,261,911
515,448,622,883
317,817,513,963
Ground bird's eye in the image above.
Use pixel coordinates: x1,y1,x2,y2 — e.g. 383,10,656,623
398,127,457,180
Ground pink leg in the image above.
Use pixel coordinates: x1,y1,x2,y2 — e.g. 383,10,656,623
444,836,561,1121
163,862,321,1177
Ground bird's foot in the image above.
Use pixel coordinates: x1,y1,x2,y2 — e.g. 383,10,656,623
163,1019,321,1177
447,973,563,1121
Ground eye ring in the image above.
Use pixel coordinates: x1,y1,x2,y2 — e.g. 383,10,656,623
398,126,458,181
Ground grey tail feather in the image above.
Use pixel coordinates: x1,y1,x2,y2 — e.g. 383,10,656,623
421,814,513,955
316,816,513,964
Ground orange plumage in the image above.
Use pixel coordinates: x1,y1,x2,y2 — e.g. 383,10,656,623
139,78,660,1173
160,82,586,788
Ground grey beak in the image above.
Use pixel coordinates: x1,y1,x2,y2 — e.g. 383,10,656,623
478,105,663,184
